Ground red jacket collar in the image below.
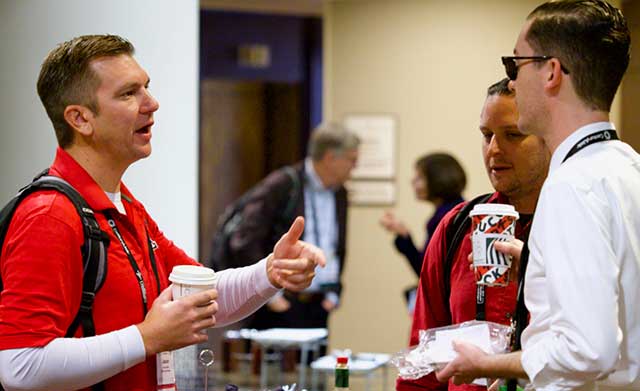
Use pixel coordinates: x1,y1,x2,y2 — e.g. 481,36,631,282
49,147,137,213
494,192,509,204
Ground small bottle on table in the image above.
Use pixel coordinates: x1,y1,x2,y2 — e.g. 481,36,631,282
334,356,349,391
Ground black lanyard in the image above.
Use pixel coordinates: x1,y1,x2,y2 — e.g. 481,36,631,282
503,130,616,391
475,284,487,321
105,212,160,315
562,129,618,163
505,241,531,391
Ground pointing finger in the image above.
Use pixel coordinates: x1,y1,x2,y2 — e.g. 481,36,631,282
281,216,305,245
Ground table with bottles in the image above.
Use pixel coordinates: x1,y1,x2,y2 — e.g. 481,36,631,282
310,353,391,391
249,328,328,390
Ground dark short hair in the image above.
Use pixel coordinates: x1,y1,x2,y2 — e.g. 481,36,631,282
308,122,361,161
37,35,135,148
487,78,514,98
526,0,630,111
416,153,466,202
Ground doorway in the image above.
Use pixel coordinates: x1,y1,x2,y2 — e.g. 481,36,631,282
199,79,305,262
198,10,322,263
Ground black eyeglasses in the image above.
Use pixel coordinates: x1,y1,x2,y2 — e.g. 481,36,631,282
501,56,570,81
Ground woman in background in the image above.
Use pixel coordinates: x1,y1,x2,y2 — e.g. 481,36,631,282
380,153,466,311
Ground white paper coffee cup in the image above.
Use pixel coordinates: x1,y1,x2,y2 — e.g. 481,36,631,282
469,203,519,286
168,265,217,300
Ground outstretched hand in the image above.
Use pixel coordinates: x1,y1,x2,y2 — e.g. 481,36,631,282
379,210,409,236
436,340,488,385
268,216,326,291
436,341,526,386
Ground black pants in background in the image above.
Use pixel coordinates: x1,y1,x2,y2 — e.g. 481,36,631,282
248,291,329,330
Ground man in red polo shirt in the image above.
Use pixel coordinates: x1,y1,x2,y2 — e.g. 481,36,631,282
396,78,549,390
0,35,325,391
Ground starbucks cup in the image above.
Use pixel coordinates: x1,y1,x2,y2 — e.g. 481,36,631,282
469,204,519,287
168,265,217,300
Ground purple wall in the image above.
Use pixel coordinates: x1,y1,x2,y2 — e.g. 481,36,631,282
200,10,322,130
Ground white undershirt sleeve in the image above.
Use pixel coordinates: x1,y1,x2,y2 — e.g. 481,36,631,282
0,325,145,391
214,257,280,327
0,259,279,390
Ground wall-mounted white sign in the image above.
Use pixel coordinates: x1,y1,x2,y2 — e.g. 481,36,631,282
345,180,395,205
344,114,396,179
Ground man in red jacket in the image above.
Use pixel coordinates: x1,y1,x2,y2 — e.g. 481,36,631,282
396,78,549,390
0,34,324,391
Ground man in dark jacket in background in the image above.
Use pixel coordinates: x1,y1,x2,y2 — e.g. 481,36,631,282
214,122,360,330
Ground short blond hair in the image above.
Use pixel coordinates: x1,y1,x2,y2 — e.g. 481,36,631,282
37,35,135,148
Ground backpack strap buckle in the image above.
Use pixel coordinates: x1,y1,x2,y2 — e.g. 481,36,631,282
87,223,109,243
79,291,96,312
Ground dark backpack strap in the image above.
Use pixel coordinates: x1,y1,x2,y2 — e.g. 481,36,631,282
208,165,302,271
439,192,527,391
281,166,302,221
442,193,492,305
0,173,109,391
513,243,530,350
23,176,110,338
63,204,109,339
0,171,51,253
270,165,304,259
506,242,530,391
0,171,109,297
208,190,253,270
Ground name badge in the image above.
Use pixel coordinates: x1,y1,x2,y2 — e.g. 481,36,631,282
156,351,176,391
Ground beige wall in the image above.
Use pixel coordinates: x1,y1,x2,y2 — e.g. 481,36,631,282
0,0,200,255
324,0,622,355
622,0,640,151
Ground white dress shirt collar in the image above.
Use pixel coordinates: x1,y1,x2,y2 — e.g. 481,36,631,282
304,158,329,191
549,121,616,173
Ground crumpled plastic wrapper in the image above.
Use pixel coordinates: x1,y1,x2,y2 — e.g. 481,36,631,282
391,320,512,380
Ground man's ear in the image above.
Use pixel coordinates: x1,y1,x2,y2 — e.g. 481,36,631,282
545,58,564,91
63,105,95,137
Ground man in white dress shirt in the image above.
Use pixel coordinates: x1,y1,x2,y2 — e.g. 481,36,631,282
435,1,640,390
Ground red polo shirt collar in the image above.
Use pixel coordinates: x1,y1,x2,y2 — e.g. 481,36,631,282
48,147,135,213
